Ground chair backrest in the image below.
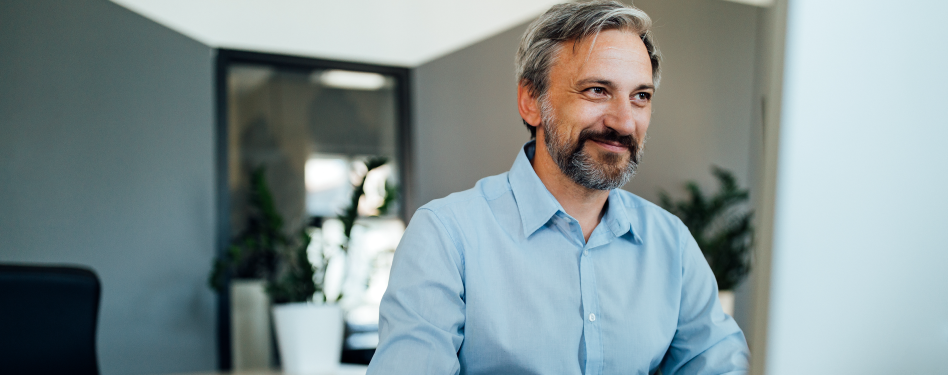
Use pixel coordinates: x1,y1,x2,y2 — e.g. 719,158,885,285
0,264,101,375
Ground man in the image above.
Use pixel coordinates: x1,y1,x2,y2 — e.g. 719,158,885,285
367,1,750,374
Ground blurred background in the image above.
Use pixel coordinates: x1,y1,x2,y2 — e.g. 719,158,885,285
1,0,946,374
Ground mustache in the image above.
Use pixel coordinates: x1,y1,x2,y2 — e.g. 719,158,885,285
574,128,638,154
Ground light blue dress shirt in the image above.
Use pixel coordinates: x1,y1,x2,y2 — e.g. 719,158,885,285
368,141,749,375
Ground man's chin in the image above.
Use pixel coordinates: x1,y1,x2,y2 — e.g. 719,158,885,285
586,143,632,165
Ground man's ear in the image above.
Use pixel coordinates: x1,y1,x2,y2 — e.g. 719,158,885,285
517,82,542,128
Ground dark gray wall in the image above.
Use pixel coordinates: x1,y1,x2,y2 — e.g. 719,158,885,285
0,1,217,374
411,23,531,212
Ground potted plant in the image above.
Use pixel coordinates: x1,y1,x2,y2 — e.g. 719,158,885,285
332,156,392,300
209,157,395,372
267,156,392,373
209,167,286,370
268,228,344,375
658,166,754,316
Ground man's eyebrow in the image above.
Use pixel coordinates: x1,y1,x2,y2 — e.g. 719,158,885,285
575,78,655,92
575,78,615,88
634,84,656,92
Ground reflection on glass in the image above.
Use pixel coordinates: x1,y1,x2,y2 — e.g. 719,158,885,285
227,63,404,358
317,70,388,90
304,155,350,218
228,65,400,231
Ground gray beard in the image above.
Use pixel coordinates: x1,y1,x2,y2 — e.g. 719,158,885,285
540,100,645,191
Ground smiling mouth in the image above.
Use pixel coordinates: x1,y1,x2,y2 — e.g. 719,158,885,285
589,138,629,153
574,128,636,158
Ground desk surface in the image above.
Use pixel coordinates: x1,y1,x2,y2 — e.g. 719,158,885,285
170,364,368,375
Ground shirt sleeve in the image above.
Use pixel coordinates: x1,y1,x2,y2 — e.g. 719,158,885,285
366,208,466,375
660,221,750,375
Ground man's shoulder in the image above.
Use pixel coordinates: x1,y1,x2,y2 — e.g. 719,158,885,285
418,172,512,216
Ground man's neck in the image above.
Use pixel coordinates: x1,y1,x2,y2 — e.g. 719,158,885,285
530,139,609,242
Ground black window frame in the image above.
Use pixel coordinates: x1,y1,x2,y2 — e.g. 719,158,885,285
213,49,412,370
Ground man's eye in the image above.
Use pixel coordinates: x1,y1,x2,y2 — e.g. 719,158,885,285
587,87,606,96
632,92,652,102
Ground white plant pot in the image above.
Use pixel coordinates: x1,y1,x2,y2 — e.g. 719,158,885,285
272,303,344,375
718,290,735,317
231,279,273,370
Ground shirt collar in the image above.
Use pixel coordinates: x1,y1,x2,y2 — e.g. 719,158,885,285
509,141,563,237
508,141,639,242
603,189,641,243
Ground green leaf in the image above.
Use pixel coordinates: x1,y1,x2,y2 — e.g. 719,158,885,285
658,166,754,290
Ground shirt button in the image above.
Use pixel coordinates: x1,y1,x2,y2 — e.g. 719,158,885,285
583,250,589,256
589,313,596,322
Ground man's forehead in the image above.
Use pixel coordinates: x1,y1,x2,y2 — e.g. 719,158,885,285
560,30,646,59
554,29,652,82
567,28,642,47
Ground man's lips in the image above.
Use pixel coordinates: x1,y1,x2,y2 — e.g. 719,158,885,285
589,138,630,153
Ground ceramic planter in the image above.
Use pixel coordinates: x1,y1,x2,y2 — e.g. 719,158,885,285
231,279,272,369
718,289,735,317
272,303,344,375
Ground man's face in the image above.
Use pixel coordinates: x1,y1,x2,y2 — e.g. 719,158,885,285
539,29,654,190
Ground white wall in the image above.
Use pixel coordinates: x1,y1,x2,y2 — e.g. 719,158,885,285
110,0,562,67
763,0,948,373
748,1,788,372
0,1,217,374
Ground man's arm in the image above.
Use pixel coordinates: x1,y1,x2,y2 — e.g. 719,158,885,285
366,208,465,375
660,222,750,375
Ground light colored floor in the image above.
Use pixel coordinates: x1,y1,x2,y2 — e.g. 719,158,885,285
168,363,368,375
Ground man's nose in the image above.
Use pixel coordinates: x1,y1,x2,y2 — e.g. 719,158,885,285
604,97,637,135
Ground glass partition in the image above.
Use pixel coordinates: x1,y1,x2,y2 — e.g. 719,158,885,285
217,50,410,367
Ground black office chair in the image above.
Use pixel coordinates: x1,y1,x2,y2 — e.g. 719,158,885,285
0,264,101,375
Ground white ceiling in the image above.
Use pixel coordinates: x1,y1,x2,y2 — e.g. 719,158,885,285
111,0,564,67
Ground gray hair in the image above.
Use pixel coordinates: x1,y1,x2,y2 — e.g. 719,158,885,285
516,0,662,138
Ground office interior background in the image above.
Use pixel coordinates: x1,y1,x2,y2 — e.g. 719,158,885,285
1,0,946,374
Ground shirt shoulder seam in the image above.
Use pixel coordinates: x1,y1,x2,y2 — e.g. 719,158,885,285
422,183,512,211
417,207,466,274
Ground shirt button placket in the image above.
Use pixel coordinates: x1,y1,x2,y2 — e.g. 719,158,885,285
578,243,602,375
